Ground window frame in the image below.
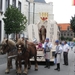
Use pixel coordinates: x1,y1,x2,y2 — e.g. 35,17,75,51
0,21,1,42
5,0,10,10
0,0,2,11
12,0,16,7
18,1,21,11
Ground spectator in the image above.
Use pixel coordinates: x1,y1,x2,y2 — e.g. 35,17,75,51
63,41,69,66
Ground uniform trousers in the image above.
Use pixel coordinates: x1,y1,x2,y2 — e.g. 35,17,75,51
44,51,50,68
54,53,61,71
63,52,68,65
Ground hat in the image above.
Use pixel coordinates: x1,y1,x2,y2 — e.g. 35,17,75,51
55,40,59,43
46,38,49,40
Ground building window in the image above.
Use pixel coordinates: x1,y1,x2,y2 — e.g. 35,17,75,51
0,21,1,42
18,1,21,11
12,0,16,7
5,0,10,10
0,0,2,10
58,26,60,30
59,34,60,36
64,33,66,36
67,33,69,36
61,34,63,36
71,34,73,36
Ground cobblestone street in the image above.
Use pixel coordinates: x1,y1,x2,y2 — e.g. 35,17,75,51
0,49,75,75
0,54,7,65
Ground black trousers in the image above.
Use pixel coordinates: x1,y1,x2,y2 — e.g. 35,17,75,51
63,52,68,65
45,59,50,67
57,63,60,69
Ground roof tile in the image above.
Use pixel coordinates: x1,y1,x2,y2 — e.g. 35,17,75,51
58,23,70,31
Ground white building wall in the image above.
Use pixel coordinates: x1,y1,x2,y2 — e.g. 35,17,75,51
25,2,54,24
30,2,54,24
0,0,27,42
0,0,5,42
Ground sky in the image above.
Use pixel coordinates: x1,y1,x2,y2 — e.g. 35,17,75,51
45,0,75,23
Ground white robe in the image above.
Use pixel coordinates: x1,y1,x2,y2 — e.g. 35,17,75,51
57,54,61,63
56,44,62,63
43,42,52,60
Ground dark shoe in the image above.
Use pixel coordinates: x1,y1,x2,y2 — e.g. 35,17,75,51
63,64,66,65
58,69,60,71
54,68,58,70
66,64,68,66
44,66,48,68
48,62,50,69
48,66,50,69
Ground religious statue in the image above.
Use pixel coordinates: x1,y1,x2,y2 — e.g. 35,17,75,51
39,25,46,43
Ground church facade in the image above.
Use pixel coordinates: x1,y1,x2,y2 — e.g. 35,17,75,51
0,0,59,43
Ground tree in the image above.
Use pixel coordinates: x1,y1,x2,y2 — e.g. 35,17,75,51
60,36,65,41
3,6,27,41
70,15,75,36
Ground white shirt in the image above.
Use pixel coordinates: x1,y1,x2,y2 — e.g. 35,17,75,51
63,44,69,52
43,42,52,49
56,44,63,54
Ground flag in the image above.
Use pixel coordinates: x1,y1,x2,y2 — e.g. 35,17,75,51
72,0,75,6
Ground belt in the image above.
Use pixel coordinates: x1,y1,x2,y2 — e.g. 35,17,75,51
57,53,61,54
46,51,50,52
64,52,67,53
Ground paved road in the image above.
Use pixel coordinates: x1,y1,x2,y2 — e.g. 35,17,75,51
0,54,7,65
0,49,75,75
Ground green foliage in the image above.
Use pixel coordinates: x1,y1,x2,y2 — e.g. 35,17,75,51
65,37,72,41
60,36,72,41
68,38,72,41
70,15,75,33
3,6,27,34
60,36,65,40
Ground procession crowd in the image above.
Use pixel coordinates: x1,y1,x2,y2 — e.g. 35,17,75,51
35,38,74,72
